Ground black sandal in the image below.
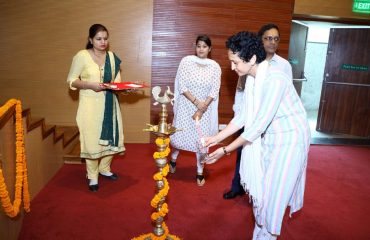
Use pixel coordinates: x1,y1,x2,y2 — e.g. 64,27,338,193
196,174,205,186
169,160,176,173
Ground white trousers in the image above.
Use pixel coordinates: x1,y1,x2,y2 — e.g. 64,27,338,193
171,148,205,174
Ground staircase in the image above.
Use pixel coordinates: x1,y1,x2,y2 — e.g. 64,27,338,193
21,108,83,164
63,142,84,164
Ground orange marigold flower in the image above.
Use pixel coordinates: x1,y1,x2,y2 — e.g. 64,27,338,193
0,99,31,217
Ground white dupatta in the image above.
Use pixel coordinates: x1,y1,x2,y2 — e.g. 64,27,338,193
239,60,269,211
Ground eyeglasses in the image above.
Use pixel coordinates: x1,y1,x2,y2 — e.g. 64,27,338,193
263,36,280,42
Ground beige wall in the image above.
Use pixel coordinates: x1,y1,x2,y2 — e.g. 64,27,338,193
295,0,370,20
0,0,153,143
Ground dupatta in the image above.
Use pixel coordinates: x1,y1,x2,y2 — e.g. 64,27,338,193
99,52,121,147
239,60,268,217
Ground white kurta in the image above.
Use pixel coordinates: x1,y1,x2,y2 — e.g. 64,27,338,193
232,61,310,235
171,55,221,152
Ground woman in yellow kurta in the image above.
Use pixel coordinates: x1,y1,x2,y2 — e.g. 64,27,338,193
67,24,125,192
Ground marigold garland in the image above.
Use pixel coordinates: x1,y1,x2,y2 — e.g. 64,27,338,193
153,147,170,159
155,137,170,146
151,203,169,220
0,99,31,217
132,137,180,240
150,178,169,208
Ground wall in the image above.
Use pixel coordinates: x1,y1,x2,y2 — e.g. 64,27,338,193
151,0,295,127
0,116,70,240
294,0,370,20
0,0,153,143
1,1,367,145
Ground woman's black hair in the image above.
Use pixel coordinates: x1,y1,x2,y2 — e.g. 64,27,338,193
85,24,109,49
225,31,266,63
257,23,280,37
196,35,212,47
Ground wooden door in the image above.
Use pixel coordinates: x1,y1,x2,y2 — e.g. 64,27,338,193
317,28,370,137
288,21,308,96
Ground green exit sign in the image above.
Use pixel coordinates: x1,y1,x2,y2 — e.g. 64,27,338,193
353,0,370,13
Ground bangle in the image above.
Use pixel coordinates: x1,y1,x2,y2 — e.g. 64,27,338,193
192,97,197,103
223,146,230,155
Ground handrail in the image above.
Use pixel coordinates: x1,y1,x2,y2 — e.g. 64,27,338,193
0,104,16,129
293,78,307,82
1,101,79,147
325,81,370,87
0,99,31,218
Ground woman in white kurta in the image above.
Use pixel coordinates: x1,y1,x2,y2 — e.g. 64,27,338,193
67,24,125,192
170,35,221,186
205,31,310,239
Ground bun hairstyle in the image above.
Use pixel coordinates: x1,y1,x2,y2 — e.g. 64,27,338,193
85,24,109,49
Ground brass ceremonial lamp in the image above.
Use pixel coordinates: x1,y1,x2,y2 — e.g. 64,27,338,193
132,86,180,240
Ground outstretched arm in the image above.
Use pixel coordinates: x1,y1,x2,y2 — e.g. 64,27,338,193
204,121,240,148
205,135,248,164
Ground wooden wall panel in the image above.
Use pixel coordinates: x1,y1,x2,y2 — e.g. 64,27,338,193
0,0,153,143
295,0,370,21
152,0,295,126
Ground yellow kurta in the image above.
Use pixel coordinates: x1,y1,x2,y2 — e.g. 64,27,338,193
67,50,125,159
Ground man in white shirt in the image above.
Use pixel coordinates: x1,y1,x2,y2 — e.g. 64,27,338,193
259,24,292,78
223,23,292,200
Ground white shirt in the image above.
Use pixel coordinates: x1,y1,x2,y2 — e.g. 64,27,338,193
270,53,292,81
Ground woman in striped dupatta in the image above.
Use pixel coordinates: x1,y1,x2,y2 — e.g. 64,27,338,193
205,31,310,239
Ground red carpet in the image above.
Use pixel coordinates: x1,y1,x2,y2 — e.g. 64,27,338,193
19,144,370,240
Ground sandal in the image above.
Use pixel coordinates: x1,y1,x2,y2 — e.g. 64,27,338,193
169,160,176,174
196,174,205,186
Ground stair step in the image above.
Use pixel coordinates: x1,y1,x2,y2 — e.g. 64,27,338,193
21,108,79,149
68,141,81,155
63,142,84,164
42,123,56,138
54,126,79,147
27,116,44,132
64,156,85,164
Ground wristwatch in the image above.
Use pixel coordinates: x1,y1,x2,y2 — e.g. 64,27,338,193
222,146,230,155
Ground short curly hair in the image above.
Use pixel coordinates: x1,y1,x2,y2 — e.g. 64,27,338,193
225,31,266,63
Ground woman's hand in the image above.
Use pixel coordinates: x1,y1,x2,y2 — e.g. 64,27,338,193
192,110,203,120
204,135,219,148
204,147,224,164
196,101,207,112
91,83,106,92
